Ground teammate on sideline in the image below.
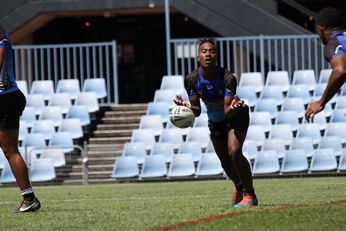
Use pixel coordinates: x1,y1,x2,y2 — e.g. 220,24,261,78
0,25,41,212
305,7,346,121
175,38,258,207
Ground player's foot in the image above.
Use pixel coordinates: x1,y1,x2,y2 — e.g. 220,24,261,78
231,189,243,206
234,193,258,208
14,197,41,213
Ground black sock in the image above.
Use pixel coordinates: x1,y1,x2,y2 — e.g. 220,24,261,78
22,188,36,201
235,182,243,192
245,189,256,197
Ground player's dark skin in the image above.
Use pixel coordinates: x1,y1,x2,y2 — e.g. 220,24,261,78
175,42,254,192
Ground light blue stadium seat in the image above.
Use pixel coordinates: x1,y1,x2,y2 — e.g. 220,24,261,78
281,97,305,119
75,92,99,113
39,106,64,127
131,129,156,152
262,138,286,159
250,111,272,133
335,96,346,109
275,111,299,132
338,149,346,172
58,118,83,140
292,69,316,92
340,85,346,96
239,72,264,94
159,128,183,150
252,151,280,174
31,120,55,140
309,148,337,172
167,154,195,178
331,109,346,123
82,78,107,99
196,153,224,177
30,80,55,101
290,137,314,158
280,149,308,173
269,124,293,146
66,105,91,126
26,94,45,116
242,140,258,160
237,86,258,109
111,156,139,179
40,148,66,167
150,142,174,163
193,113,208,128
160,75,184,91
179,141,203,163
20,106,37,128
186,127,211,150
153,89,177,109
139,155,167,179
313,83,337,104
296,123,321,146
30,158,56,182
0,149,7,169
19,120,28,142
318,136,342,157
205,139,215,153
318,68,332,84
255,98,279,120
122,142,147,165
260,86,284,107
0,161,16,183
265,70,290,93
139,115,164,137
325,122,346,144
287,84,311,105
303,111,327,131
48,93,72,114
245,125,266,149
56,79,81,100
48,131,74,153
166,120,191,136
146,101,170,124
17,80,29,96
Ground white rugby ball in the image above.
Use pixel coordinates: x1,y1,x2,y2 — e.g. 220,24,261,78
169,106,195,128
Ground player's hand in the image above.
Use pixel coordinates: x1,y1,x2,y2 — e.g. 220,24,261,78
305,100,324,123
229,95,244,110
174,95,190,107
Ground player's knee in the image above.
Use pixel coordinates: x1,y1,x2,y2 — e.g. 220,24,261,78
228,147,242,162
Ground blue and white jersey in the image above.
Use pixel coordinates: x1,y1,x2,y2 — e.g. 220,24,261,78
184,66,237,122
324,31,346,62
0,26,18,94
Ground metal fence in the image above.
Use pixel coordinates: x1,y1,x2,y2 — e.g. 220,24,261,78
171,34,330,80
13,41,119,104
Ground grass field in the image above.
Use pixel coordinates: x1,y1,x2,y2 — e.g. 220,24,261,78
0,177,346,231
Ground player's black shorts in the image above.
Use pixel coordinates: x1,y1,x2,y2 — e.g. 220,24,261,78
0,90,26,130
208,105,249,139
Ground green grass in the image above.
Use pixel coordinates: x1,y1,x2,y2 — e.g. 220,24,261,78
0,177,346,231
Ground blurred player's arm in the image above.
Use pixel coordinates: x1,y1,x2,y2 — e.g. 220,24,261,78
174,94,201,117
224,95,243,119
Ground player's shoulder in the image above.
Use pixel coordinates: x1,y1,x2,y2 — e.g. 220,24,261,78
221,67,237,83
325,33,346,61
184,69,199,86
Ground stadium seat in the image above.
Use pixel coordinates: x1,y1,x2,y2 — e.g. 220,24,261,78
242,140,258,160
26,94,45,116
309,148,337,172
292,69,316,92
166,120,191,136
153,89,177,109
337,149,346,172
111,156,139,179
179,141,203,162
130,129,156,151
205,139,215,153
269,124,293,146
245,125,266,149
262,138,286,159
318,68,332,84
296,123,321,146
275,111,300,132
30,80,55,101
19,120,28,142
75,92,99,113
250,111,272,133
40,148,66,167
139,155,167,179
31,120,55,140
335,96,346,109
0,149,7,169
252,151,280,174
302,111,327,131
259,86,284,106
150,142,175,163
185,127,211,150
0,161,16,183
265,70,290,93
58,118,83,139
196,153,224,177
289,137,314,157
139,115,164,137
20,106,37,128
313,83,336,104
254,98,279,120
56,79,81,100
39,106,64,127
16,80,29,96
193,113,208,128
30,158,56,182
318,136,342,157
48,93,72,114
122,142,147,165
82,78,107,99
160,75,184,91
239,72,263,94
159,128,183,150
324,122,346,144
146,102,170,124
48,131,74,153
330,109,346,123
66,105,91,126
167,154,195,178
281,97,305,119
236,86,258,109
22,133,47,161
280,149,308,173
340,85,346,96
287,84,311,105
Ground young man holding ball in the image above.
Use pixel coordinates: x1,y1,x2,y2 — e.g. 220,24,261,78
175,38,258,207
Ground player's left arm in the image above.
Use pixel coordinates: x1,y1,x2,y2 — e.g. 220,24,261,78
319,54,346,107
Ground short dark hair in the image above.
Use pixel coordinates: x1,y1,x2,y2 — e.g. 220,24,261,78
317,7,343,29
198,37,216,49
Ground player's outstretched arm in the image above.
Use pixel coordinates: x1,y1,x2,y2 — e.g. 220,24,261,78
224,95,244,119
174,94,201,117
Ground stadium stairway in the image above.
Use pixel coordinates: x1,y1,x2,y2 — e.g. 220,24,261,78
63,103,147,184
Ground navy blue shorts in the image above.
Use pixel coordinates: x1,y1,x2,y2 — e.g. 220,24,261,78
0,90,26,129
208,105,249,139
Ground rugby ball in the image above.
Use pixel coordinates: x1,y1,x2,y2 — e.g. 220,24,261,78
169,106,195,128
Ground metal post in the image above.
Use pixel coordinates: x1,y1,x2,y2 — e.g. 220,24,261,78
112,40,119,104
165,0,172,75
